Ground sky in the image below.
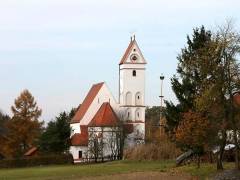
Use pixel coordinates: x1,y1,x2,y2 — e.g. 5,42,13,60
0,0,240,121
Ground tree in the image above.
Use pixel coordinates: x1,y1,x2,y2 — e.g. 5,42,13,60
164,25,232,170
0,110,10,157
88,127,104,162
175,111,210,168
145,106,161,125
218,22,240,170
0,110,10,136
0,110,10,128
145,106,168,142
105,126,123,160
196,21,240,169
39,109,75,154
165,26,213,137
116,111,130,159
6,90,42,157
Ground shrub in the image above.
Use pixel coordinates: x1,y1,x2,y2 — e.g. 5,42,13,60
124,139,181,161
0,154,73,168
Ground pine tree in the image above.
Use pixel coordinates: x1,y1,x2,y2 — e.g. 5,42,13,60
0,110,10,157
164,26,212,136
0,110,9,133
39,109,75,154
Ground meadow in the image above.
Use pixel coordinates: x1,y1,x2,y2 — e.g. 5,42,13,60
0,160,235,180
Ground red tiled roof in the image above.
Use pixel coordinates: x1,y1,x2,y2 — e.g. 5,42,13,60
71,82,104,123
119,40,134,65
24,147,38,156
71,125,88,146
119,39,147,65
88,102,120,127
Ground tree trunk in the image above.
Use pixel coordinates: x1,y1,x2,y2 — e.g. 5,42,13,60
235,147,239,170
233,129,240,170
209,151,213,163
217,149,224,170
217,131,226,170
197,155,200,168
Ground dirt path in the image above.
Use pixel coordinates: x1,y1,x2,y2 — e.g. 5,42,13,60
79,171,194,180
212,169,240,180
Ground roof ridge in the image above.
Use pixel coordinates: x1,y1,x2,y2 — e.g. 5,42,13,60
70,82,104,123
119,39,147,65
119,40,134,65
88,102,119,127
93,82,104,86
101,103,108,121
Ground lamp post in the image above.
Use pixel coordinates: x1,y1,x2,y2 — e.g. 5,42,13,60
159,74,165,136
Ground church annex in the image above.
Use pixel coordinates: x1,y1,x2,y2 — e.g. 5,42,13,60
70,37,147,163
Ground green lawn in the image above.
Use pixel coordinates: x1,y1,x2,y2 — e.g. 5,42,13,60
174,162,235,179
0,160,235,180
0,160,174,180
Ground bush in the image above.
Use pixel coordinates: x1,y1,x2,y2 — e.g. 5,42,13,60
124,140,181,161
0,154,73,168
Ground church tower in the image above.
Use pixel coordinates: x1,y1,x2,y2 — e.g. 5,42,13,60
119,36,147,146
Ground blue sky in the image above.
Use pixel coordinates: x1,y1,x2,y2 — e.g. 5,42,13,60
0,0,239,121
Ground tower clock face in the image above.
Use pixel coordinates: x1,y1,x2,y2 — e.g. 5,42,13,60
130,54,138,62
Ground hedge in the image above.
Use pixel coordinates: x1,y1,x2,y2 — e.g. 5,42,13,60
0,154,73,168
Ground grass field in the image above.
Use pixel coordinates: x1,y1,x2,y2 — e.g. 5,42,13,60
0,160,235,180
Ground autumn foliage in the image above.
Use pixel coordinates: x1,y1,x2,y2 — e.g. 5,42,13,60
176,111,210,151
4,90,43,157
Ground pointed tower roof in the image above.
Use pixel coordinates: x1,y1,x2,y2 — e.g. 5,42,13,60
71,82,104,123
119,37,147,65
88,102,120,127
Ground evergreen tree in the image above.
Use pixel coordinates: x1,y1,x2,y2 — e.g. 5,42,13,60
0,110,10,133
39,109,75,154
164,26,213,135
165,23,240,170
0,110,10,157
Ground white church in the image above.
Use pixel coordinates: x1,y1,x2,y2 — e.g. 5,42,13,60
69,37,147,163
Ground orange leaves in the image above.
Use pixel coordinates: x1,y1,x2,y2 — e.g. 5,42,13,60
175,111,210,149
5,89,43,157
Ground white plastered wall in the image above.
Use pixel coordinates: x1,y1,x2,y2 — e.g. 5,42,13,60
70,123,80,136
88,127,120,158
69,146,88,160
80,83,119,126
119,42,146,147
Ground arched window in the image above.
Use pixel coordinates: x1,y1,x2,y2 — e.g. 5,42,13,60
135,108,141,121
132,70,136,77
126,92,132,105
135,92,142,105
126,108,132,120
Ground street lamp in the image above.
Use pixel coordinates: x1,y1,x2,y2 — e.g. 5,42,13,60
159,74,165,136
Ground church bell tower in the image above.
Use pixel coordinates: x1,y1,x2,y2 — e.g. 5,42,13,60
119,36,147,146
